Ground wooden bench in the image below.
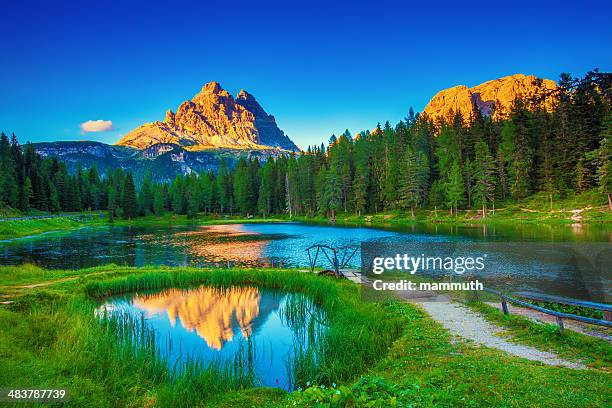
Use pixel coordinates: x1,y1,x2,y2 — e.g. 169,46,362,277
515,291,611,318
484,288,612,331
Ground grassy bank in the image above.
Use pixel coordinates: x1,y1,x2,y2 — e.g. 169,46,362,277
1,189,610,242
0,213,289,241
297,191,612,228
0,215,109,240
0,265,610,407
109,213,289,227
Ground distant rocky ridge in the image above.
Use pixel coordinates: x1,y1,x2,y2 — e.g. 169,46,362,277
34,75,557,180
34,141,286,182
422,74,558,122
116,81,298,151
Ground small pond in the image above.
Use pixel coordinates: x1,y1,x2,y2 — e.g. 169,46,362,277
97,285,324,390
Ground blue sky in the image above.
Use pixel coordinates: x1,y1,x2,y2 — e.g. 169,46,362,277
1,0,610,149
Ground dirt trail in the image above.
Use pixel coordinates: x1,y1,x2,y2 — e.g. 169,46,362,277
0,270,116,300
351,272,587,369
415,298,586,369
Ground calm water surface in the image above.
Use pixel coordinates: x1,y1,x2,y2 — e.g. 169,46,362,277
1,221,610,299
98,285,322,389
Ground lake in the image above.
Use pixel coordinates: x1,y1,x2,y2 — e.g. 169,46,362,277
97,285,324,390
1,221,610,300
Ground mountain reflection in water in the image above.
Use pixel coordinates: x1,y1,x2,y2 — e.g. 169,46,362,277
98,284,319,389
132,286,265,350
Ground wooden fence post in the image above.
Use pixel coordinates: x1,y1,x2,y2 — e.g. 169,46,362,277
501,296,509,315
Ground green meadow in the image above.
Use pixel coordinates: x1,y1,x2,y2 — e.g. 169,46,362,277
0,265,610,407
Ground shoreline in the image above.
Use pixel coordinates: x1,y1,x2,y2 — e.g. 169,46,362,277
1,206,610,241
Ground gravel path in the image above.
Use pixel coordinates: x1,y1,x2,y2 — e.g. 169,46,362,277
416,299,587,369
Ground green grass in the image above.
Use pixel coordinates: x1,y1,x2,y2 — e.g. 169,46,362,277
0,265,404,407
466,301,611,369
0,265,610,407
109,213,290,227
0,217,83,240
0,214,110,240
0,212,290,242
296,189,612,227
0,207,22,218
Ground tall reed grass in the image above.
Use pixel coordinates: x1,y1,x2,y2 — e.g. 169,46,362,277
84,268,405,393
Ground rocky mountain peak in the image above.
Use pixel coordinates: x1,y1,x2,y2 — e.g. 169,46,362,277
192,81,233,105
236,89,266,117
198,81,223,95
164,109,175,125
236,89,254,101
422,74,557,123
116,82,298,151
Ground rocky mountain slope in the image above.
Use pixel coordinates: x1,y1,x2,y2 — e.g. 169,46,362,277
422,74,557,122
34,141,285,182
116,82,298,151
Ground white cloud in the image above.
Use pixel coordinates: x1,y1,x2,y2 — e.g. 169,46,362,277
80,119,113,134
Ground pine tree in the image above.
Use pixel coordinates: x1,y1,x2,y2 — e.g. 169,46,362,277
122,173,138,219
315,166,328,216
446,159,465,216
597,112,612,210
510,101,534,200
153,186,165,216
139,173,154,215
216,159,232,213
0,133,19,208
186,183,200,219
286,155,299,217
576,157,588,192
335,131,354,212
473,139,496,218
382,122,399,209
398,148,420,218
23,177,33,211
63,177,80,212
107,175,117,218
170,176,187,214
88,166,101,210
353,133,371,216
233,159,249,215
198,172,214,213
496,148,508,200
324,165,342,220
415,151,430,206
10,135,27,211
49,183,61,213
76,164,85,210
257,160,274,217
